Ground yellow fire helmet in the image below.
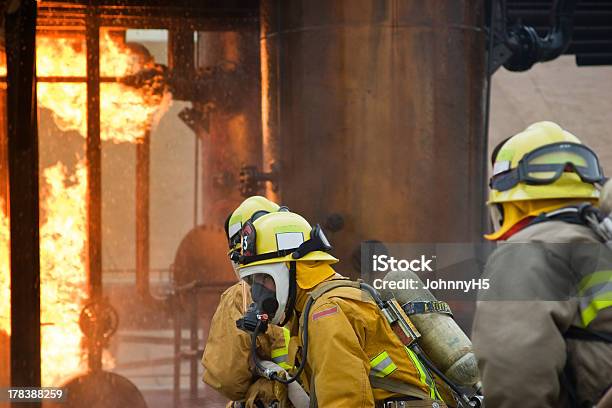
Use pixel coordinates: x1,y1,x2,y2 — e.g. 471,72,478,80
225,196,282,250
488,121,604,204
238,211,338,268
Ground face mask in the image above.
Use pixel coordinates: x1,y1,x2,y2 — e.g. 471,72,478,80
239,262,290,325
251,281,279,316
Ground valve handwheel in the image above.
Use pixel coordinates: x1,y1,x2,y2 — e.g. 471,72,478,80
79,299,119,348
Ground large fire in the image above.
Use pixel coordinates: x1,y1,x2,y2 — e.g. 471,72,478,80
37,33,167,143
39,162,89,384
0,201,9,335
0,31,170,386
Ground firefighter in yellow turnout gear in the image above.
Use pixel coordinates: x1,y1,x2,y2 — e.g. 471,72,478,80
237,211,449,408
202,196,292,406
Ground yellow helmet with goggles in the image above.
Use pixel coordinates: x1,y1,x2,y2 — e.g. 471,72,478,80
489,121,604,204
238,211,338,268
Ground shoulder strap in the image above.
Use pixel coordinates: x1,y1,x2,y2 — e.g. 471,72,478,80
369,375,431,401
565,325,612,343
307,279,361,301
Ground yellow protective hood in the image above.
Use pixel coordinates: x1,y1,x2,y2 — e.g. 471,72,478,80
292,262,337,314
485,198,598,241
295,261,337,290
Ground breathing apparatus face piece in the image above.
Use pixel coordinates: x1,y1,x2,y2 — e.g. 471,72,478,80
240,263,290,325
250,275,280,316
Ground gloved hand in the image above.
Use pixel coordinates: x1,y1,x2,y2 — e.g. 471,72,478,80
244,377,290,408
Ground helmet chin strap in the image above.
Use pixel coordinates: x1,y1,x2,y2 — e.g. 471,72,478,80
279,261,297,327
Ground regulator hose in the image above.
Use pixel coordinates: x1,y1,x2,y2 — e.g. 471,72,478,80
250,295,315,385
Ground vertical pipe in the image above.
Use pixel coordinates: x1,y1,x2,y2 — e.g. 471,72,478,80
193,134,199,227
260,3,281,204
189,292,198,401
0,81,7,208
5,0,40,400
86,8,102,372
169,29,195,83
197,29,262,226
173,297,181,408
0,80,8,387
135,131,150,299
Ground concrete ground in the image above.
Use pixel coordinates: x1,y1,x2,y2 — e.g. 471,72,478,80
142,388,227,408
110,328,229,408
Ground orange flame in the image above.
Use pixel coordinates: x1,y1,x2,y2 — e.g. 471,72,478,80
0,201,9,335
0,54,6,77
0,32,170,386
39,162,89,384
37,33,168,143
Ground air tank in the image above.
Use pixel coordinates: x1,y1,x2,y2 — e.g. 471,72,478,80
380,270,480,387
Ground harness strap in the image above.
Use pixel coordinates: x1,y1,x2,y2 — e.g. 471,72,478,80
402,301,453,317
307,278,361,301
369,375,431,401
564,325,612,343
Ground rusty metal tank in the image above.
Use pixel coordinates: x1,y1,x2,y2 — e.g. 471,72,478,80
260,0,488,277
170,28,263,340
197,29,263,227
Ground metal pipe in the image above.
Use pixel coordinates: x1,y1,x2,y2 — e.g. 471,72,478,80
0,64,7,389
0,88,7,210
135,131,151,300
197,30,262,226
503,0,578,71
5,0,41,401
193,132,199,227
85,7,103,372
173,295,182,408
189,291,198,401
539,0,577,62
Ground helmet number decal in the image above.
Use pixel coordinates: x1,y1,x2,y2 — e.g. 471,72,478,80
241,221,257,257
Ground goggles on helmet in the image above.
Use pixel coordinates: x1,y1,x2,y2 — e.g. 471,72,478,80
239,221,333,266
490,142,605,192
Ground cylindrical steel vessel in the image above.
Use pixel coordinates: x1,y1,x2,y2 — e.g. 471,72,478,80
198,30,263,227
261,0,488,277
